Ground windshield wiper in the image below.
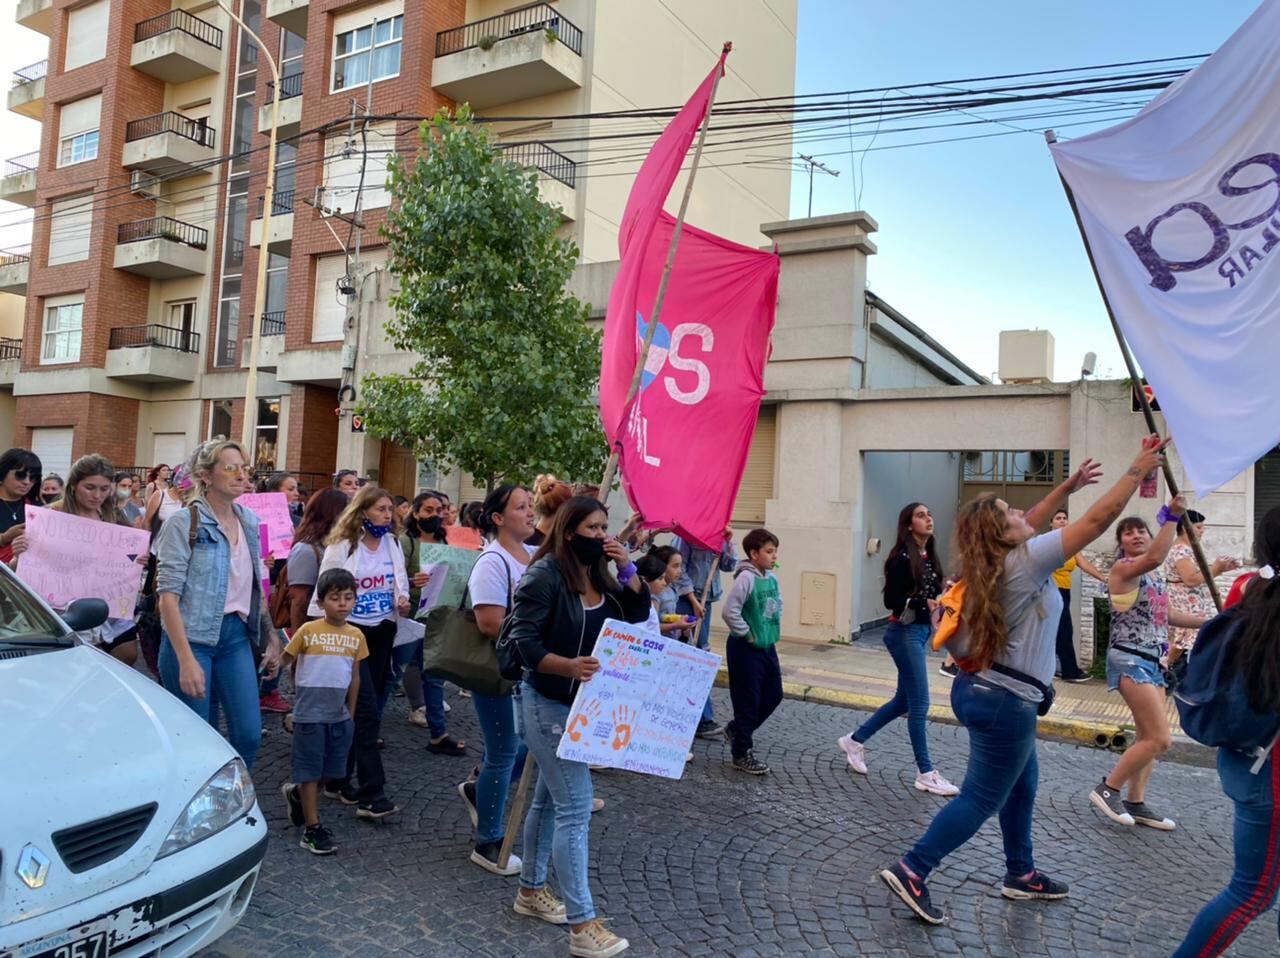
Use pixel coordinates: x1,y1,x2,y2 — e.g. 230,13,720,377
0,634,74,649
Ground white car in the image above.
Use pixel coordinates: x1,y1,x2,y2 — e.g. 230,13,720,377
0,564,267,958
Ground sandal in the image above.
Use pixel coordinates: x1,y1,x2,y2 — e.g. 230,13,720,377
427,735,467,757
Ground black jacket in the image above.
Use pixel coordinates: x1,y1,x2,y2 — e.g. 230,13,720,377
883,552,941,619
508,554,651,704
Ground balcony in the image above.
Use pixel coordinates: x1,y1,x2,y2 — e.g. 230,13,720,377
16,0,53,36
241,312,285,371
106,324,200,382
8,61,46,119
249,190,294,255
265,0,308,38
131,10,223,83
501,141,576,221
0,337,19,389
114,216,208,278
123,112,216,177
0,152,37,207
432,4,584,110
258,72,302,140
0,248,30,294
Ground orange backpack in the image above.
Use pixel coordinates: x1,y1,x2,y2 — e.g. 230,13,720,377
931,580,965,651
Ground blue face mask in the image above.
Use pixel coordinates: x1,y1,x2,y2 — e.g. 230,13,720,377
362,518,392,538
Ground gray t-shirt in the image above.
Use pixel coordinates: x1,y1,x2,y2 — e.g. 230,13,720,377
286,540,322,588
978,528,1065,703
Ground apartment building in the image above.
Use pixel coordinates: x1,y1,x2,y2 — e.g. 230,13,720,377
0,0,797,494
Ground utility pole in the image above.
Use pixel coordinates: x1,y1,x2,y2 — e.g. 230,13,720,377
798,153,839,218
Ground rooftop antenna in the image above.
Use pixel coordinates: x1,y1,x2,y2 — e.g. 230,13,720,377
798,153,839,217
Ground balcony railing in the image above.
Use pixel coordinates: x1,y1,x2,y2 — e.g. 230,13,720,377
125,111,216,149
108,324,201,353
268,72,303,100
255,189,295,217
117,216,208,250
12,60,47,88
0,337,20,361
500,141,577,188
435,3,583,57
4,152,38,176
0,248,31,267
134,9,223,49
260,311,285,336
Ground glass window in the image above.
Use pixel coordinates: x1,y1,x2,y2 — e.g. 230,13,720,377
333,15,402,91
231,97,255,172
58,130,98,166
224,194,248,272
265,253,289,315
210,400,233,440
42,301,83,363
253,398,280,471
215,290,240,368
0,565,68,641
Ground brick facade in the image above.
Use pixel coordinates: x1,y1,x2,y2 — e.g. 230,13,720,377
14,392,139,467
285,383,339,475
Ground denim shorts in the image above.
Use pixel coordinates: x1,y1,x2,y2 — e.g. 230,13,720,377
1106,648,1166,693
292,719,354,782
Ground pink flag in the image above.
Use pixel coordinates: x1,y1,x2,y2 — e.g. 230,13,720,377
600,48,780,550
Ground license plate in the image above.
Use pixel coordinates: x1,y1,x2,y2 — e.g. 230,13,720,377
11,921,109,958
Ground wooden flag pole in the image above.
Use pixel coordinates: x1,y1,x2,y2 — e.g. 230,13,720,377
500,44,735,871
599,41,733,495
1047,130,1222,611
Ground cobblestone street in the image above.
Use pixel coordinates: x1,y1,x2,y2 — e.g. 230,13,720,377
202,689,1272,958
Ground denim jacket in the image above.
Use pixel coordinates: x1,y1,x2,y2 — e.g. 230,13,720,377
671,535,738,604
155,497,273,648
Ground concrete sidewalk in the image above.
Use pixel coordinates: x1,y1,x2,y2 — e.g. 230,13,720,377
710,625,1202,758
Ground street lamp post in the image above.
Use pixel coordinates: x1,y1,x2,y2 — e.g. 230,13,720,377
216,0,280,456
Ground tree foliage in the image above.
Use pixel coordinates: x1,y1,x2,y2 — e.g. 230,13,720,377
358,107,605,488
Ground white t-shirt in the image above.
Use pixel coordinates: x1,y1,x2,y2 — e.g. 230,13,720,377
351,537,397,626
223,521,255,618
468,540,537,609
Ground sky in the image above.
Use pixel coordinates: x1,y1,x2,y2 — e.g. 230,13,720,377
0,1,1261,381
786,0,1259,382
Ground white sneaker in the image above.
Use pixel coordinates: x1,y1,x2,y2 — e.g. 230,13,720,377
915,770,960,797
407,708,428,728
443,699,451,712
569,918,629,958
513,886,567,925
838,734,867,774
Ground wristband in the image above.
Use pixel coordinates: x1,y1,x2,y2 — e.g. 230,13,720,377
1156,505,1178,527
617,562,638,584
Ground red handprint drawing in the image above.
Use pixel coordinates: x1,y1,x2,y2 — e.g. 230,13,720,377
567,698,602,743
611,705,635,750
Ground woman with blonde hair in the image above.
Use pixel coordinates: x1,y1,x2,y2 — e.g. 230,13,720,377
526,474,572,547
880,439,1165,925
310,485,409,819
154,440,282,769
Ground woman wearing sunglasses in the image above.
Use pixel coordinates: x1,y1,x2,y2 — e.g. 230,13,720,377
0,447,40,567
154,439,282,769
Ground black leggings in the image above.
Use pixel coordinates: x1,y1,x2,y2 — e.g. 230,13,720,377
340,618,397,801
1055,588,1087,680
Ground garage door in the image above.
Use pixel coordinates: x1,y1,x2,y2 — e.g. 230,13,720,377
152,433,187,472
31,427,73,479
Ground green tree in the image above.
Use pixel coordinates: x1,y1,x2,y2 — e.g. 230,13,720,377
358,107,605,489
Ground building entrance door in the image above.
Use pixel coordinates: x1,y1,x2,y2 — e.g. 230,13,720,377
379,441,417,501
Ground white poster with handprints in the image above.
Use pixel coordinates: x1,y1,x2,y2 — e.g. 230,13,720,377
556,618,720,779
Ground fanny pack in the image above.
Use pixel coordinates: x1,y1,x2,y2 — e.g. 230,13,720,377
987,661,1057,717
1113,643,1162,665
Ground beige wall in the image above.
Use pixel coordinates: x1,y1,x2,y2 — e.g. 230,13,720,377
0,392,14,449
0,293,23,339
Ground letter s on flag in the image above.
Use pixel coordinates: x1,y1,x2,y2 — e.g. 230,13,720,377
664,323,714,405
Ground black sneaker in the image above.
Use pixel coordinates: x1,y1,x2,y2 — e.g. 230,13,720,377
1089,780,1135,826
281,782,304,827
322,783,359,805
300,824,336,855
880,861,944,924
939,662,959,679
732,751,770,775
356,797,400,821
470,841,521,876
696,720,725,740
458,780,479,829
1123,800,1176,831
1001,869,1069,900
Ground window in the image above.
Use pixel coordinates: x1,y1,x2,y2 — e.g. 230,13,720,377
57,95,101,169
30,427,74,483
322,123,394,215
48,194,92,265
65,0,110,71
332,12,402,91
168,300,197,352
312,253,349,342
253,398,280,471
209,399,233,440
41,295,84,364
733,405,777,524
1256,446,1280,531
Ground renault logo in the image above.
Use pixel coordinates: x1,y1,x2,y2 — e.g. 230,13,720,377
17,845,50,890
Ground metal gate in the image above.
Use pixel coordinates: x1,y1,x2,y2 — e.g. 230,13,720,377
959,450,1069,511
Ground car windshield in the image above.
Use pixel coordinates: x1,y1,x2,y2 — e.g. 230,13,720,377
0,568,68,641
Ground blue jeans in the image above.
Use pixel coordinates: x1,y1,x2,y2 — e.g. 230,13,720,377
676,595,716,723
853,621,934,773
518,682,595,924
1171,750,1280,957
473,690,521,845
160,614,263,769
903,673,1039,880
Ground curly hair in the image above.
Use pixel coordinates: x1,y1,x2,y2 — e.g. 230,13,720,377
955,494,1019,669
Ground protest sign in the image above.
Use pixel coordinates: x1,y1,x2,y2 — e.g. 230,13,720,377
446,525,483,551
394,615,426,648
17,506,150,618
556,618,720,779
237,492,293,558
416,543,481,616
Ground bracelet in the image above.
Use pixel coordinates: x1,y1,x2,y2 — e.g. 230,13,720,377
1156,505,1178,527
617,562,638,584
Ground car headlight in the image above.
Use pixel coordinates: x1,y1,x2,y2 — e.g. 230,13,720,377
158,759,256,858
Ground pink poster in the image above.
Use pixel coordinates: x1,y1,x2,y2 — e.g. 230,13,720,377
237,492,293,559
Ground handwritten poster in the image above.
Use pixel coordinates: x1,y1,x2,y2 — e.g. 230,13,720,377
17,506,150,619
557,618,721,780
237,492,293,559
416,543,481,616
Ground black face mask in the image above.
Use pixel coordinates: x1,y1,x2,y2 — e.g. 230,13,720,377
419,516,443,536
569,535,605,566
41,494,58,505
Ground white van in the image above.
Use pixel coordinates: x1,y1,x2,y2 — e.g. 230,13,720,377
0,564,267,957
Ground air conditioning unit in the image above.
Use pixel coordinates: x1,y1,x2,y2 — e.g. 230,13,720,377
998,330,1055,383
130,170,159,199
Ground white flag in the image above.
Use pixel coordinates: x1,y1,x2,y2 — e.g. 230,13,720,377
1050,0,1280,494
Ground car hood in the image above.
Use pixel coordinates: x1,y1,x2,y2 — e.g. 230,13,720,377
0,645,241,921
